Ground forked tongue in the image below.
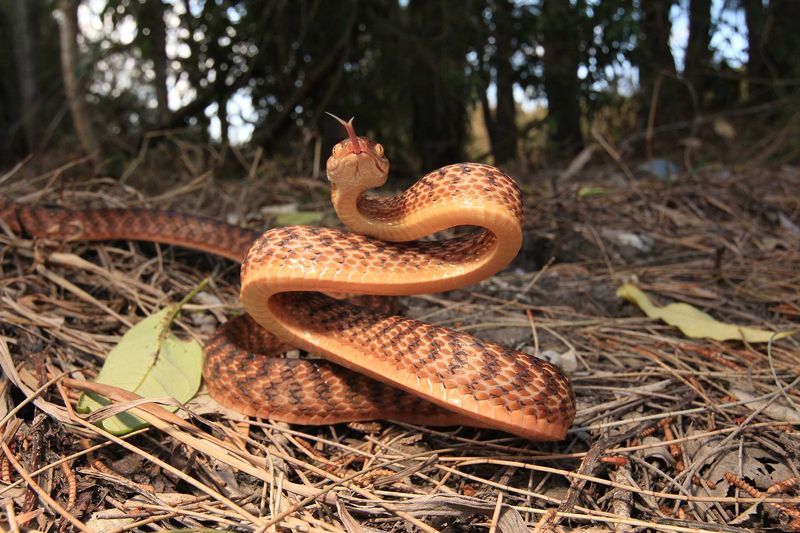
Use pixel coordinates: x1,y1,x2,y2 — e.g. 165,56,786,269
327,112,361,154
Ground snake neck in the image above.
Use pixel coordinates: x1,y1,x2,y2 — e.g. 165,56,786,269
331,181,403,240
330,163,525,251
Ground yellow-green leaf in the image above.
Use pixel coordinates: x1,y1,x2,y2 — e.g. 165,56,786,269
577,186,611,198
274,211,324,226
616,283,795,343
77,284,205,434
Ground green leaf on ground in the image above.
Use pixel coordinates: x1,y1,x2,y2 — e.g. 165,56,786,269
76,280,207,434
577,185,612,198
274,210,324,226
617,283,794,343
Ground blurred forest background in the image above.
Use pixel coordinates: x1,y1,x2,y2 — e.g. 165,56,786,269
0,0,798,182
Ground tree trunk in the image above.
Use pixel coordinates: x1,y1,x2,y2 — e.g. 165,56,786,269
541,0,582,155
766,0,800,96
485,0,517,165
407,0,473,170
684,0,712,105
57,0,101,164
742,0,770,100
11,0,40,153
635,0,679,136
143,0,170,125
218,96,229,144
638,0,676,85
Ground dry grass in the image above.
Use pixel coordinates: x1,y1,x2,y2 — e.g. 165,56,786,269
1,141,799,532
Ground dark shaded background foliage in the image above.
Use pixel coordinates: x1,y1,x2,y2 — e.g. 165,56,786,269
0,0,798,179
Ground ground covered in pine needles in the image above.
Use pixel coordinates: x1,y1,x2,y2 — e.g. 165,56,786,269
1,146,799,532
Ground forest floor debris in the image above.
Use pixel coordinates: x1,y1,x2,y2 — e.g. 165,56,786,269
1,156,799,531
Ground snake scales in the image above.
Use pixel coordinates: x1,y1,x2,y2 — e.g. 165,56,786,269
0,120,575,440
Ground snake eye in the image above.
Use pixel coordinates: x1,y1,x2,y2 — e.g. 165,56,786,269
374,143,384,157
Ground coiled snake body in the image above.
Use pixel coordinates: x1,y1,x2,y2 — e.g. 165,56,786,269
1,121,575,440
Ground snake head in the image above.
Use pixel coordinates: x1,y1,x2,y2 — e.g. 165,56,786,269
326,114,390,189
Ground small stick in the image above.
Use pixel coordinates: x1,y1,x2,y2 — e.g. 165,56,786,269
60,459,77,511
